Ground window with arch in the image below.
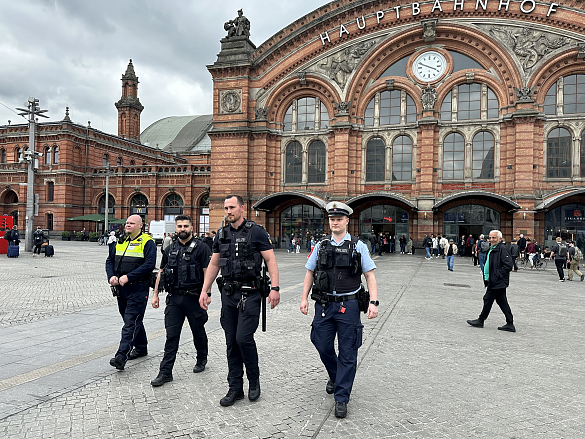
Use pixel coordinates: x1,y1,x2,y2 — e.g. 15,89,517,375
15,147,22,162
308,140,326,183
547,127,571,178
117,156,122,166
443,133,465,180
283,97,329,131
441,83,499,121
98,194,115,215
366,137,385,182
53,146,59,164
285,141,302,183
164,193,183,221
47,181,54,202
392,136,412,181
543,84,556,115
45,147,51,164
46,213,53,231
544,74,585,116
102,154,108,167
1,148,6,163
364,90,416,127
472,132,495,179
131,193,148,207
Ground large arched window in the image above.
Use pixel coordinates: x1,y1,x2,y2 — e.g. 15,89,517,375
15,147,22,162
164,193,183,221
285,141,302,183
44,147,51,164
47,182,54,202
547,128,571,178
53,146,59,164
472,132,495,179
544,84,557,115
364,90,416,127
443,133,465,180
117,156,122,166
366,137,385,182
308,141,326,183
130,193,148,216
98,194,115,215
1,148,5,163
283,97,329,131
441,83,498,121
563,74,585,114
392,136,412,181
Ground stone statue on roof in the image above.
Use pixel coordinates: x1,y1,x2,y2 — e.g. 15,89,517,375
224,9,250,38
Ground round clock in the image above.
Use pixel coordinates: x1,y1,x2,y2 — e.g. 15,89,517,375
413,51,447,82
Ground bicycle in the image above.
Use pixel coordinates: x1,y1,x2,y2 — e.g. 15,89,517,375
533,256,547,270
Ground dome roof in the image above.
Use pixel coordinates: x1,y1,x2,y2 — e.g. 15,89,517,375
140,115,212,153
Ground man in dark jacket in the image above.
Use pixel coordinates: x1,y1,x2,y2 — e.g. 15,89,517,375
510,238,519,272
517,234,527,257
467,230,515,332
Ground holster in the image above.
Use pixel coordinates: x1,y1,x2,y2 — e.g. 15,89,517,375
357,285,370,313
216,277,226,294
311,271,329,304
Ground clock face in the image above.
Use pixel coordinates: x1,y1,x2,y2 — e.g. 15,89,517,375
413,51,447,82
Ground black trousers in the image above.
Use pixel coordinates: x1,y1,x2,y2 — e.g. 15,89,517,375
512,256,518,271
220,291,261,391
33,244,42,254
479,287,513,324
159,293,208,375
554,259,565,280
116,284,149,360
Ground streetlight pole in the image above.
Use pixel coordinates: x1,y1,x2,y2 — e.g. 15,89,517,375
104,164,110,234
16,98,48,252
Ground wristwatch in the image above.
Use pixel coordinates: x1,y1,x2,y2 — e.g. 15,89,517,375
370,300,379,306
271,286,280,292
206,292,211,297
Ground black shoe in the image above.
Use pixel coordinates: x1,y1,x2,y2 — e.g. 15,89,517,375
467,319,484,328
498,323,516,332
326,380,335,395
334,401,347,418
127,348,147,360
248,381,261,401
581,274,584,282
193,359,207,373
109,356,126,370
220,389,244,407
150,373,173,387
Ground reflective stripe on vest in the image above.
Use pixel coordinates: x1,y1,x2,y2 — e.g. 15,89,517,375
114,233,153,275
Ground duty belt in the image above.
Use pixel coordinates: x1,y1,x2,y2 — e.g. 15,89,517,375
326,292,359,302
171,288,201,296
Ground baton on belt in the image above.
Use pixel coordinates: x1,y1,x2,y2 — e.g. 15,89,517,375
261,263,270,332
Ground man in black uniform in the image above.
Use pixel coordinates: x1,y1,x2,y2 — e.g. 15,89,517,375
199,195,280,407
150,215,212,386
106,215,156,370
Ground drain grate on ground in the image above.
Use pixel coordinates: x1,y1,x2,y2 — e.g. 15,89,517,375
443,283,471,288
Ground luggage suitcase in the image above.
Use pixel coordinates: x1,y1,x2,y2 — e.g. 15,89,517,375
7,245,19,258
44,245,54,257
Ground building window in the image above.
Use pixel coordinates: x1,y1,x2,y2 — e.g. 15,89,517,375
47,182,54,202
102,154,108,167
581,132,585,178
164,193,183,221
544,84,557,115
99,195,115,215
285,141,302,183
117,157,122,166
366,137,385,182
308,140,326,183
392,136,412,181
320,102,329,129
283,97,328,131
563,74,585,114
547,127,571,178
440,91,452,121
1,148,5,163
47,213,53,231
443,133,465,180
297,97,316,130
364,99,375,126
45,147,51,164
364,90,416,127
283,106,293,131
441,83,498,121
458,83,481,120
130,159,135,166
472,132,495,179
16,147,22,162
53,146,59,164
380,90,401,125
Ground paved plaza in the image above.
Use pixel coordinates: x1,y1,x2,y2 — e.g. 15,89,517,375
0,242,584,438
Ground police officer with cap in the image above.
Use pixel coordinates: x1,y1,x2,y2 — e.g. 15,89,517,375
199,194,280,407
150,214,212,387
300,201,378,419
106,214,156,370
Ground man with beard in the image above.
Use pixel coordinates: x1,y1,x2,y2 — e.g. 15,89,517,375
150,215,212,386
199,195,280,406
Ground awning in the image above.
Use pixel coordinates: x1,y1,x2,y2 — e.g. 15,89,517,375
535,188,585,211
433,191,521,212
253,191,327,212
345,192,418,211
67,214,121,222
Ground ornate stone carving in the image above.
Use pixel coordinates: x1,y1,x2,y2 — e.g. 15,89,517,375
489,26,568,71
316,40,376,90
134,187,140,193
513,86,537,103
578,43,585,59
224,9,250,38
334,101,352,116
168,187,175,193
421,19,437,42
220,89,242,114
5,184,11,190
385,79,395,91
465,72,475,83
298,72,307,86
421,85,437,111
254,106,269,121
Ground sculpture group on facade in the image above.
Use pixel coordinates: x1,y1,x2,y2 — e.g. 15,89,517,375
224,9,250,38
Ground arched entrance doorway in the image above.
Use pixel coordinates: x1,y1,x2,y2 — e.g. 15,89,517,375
358,205,410,247
98,194,115,216
164,193,183,221
544,204,585,253
130,193,148,222
441,205,500,243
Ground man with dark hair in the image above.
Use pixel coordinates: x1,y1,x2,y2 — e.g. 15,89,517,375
200,195,280,407
202,232,214,251
567,241,583,282
33,226,45,256
150,215,212,386
550,237,568,282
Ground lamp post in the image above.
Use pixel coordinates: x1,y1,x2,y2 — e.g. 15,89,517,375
16,98,48,252
104,164,111,234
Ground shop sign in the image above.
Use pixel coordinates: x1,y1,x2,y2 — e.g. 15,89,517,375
384,216,393,222
400,213,409,223
565,209,584,222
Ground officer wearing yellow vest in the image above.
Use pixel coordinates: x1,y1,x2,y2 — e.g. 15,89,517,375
106,214,157,370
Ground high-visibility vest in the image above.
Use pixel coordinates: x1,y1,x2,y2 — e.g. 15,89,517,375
114,233,153,276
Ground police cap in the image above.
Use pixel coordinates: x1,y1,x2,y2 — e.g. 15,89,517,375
326,201,353,217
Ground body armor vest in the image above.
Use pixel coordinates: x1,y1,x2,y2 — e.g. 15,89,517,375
218,221,263,281
315,236,362,294
114,233,153,276
166,237,202,291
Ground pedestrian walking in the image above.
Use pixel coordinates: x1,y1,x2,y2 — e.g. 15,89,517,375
423,234,432,260
549,237,568,281
369,232,377,255
567,241,584,281
199,195,280,407
407,237,413,254
459,235,466,257
432,234,438,257
467,230,515,332
445,238,458,271
439,234,448,259
378,233,384,256
105,215,157,370
517,234,527,258
300,201,378,419
33,226,44,256
510,238,519,272
399,235,406,254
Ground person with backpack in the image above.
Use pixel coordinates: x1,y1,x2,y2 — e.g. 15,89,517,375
466,235,475,257
567,241,584,281
510,238,519,272
550,237,569,282
369,232,377,255
423,234,432,260
476,234,490,273
33,226,45,256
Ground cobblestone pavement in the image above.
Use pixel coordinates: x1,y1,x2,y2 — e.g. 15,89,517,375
0,243,584,438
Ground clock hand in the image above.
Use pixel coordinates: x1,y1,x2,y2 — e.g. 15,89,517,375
419,62,440,72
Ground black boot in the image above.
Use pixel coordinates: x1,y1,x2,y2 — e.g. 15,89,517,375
248,381,261,401
220,389,244,407
497,323,516,332
193,359,207,373
109,356,126,370
467,319,484,328
334,401,347,418
326,380,335,394
150,373,173,387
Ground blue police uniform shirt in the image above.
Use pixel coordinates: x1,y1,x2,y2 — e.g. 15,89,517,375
305,232,376,296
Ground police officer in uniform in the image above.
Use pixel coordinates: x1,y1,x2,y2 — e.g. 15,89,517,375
300,202,379,419
199,195,280,407
106,215,156,370
149,215,212,386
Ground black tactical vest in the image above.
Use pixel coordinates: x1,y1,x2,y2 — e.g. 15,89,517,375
315,236,362,294
218,221,263,281
166,237,203,291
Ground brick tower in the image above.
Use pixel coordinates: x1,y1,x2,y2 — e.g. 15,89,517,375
115,59,144,141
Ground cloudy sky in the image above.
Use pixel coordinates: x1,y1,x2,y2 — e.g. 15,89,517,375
0,0,321,135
